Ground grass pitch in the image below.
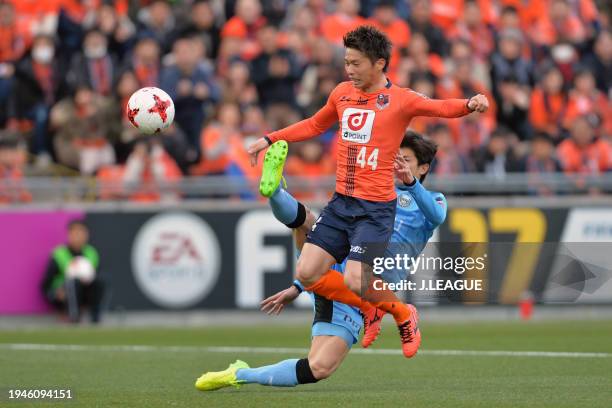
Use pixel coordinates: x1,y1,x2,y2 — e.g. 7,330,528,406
1,320,611,408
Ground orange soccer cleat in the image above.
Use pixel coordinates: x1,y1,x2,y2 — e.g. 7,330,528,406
397,304,421,358
361,307,385,348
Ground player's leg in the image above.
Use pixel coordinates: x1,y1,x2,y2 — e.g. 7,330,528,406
307,335,351,381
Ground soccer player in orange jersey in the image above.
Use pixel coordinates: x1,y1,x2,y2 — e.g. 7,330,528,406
248,26,488,358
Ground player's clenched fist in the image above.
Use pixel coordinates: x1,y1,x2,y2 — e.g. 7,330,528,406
467,94,489,113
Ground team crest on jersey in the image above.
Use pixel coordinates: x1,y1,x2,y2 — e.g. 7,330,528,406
398,193,412,207
376,94,390,110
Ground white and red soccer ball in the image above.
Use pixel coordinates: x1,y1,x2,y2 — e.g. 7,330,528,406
126,87,175,135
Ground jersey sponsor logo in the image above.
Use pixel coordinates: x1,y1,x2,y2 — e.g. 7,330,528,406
398,193,412,207
341,108,375,143
339,96,369,105
376,94,390,110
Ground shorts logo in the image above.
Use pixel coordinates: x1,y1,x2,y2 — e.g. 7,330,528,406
350,245,366,254
376,94,390,110
341,108,375,143
312,215,322,231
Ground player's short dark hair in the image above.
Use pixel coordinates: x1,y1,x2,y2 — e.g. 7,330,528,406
400,130,438,182
343,26,392,72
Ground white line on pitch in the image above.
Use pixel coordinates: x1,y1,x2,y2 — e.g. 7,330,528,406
0,343,610,358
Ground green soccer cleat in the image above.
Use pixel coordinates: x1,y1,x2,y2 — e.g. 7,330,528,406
195,360,250,391
259,140,288,197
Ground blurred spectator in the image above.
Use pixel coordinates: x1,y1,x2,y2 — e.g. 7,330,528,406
160,35,220,148
529,64,567,141
429,0,464,34
408,0,448,57
121,139,182,201
177,0,220,59
495,74,531,140
428,123,472,175
286,140,335,200
136,0,176,53
524,133,563,195
123,37,161,88
490,28,534,100
222,60,259,107
224,105,265,198
582,29,611,95
563,68,611,134
8,34,69,157
285,5,318,61
50,85,118,175
404,32,445,82
444,39,489,89
524,133,563,171
437,58,496,132
0,1,27,126
91,3,135,60
191,102,242,176
448,0,493,61
297,36,343,116
251,24,301,130
68,29,118,97
367,0,410,82
557,115,610,174
472,127,525,176
529,0,587,49
0,133,30,203
41,220,105,324
221,0,266,61
320,0,365,45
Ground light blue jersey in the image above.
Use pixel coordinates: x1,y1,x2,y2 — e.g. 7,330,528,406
381,181,447,284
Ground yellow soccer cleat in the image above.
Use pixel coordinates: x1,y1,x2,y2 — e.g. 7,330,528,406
259,140,288,197
195,360,250,391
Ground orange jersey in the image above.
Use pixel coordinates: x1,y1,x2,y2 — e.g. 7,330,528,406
268,80,471,201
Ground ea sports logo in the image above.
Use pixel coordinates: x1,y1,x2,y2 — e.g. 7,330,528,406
347,112,369,131
131,212,220,308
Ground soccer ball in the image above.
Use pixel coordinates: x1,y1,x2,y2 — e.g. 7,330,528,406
126,87,175,135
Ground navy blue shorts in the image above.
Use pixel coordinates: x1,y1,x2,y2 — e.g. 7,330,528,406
306,192,396,265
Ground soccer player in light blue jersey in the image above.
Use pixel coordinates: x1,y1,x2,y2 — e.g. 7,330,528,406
195,131,446,391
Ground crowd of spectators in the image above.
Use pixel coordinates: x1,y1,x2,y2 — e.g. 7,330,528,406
0,0,610,202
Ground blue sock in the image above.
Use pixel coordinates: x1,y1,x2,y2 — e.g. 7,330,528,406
269,186,299,226
235,359,299,387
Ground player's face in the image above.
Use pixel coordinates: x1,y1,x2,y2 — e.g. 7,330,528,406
399,147,429,180
344,48,384,90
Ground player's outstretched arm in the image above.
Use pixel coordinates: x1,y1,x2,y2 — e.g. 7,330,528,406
260,283,302,315
247,86,341,165
394,155,447,226
405,90,489,119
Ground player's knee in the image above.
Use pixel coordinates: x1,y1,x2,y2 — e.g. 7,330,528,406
296,258,317,286
308,358,336,380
